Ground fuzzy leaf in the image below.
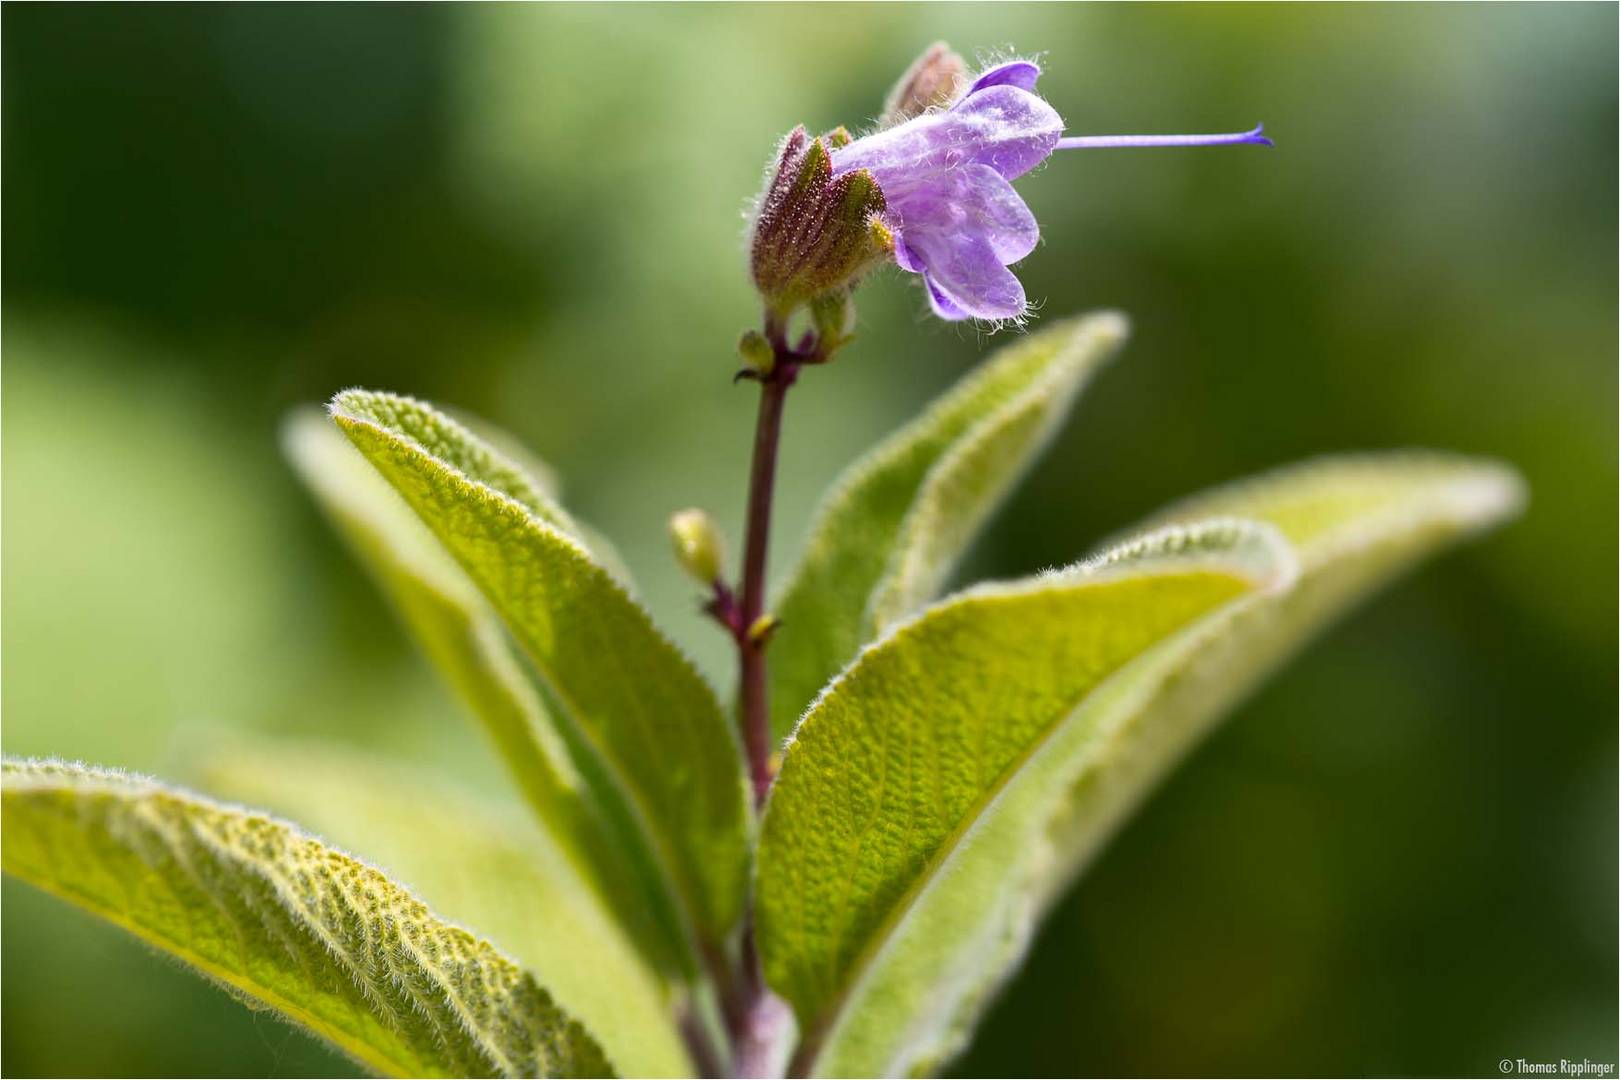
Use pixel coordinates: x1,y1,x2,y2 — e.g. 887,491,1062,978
772,452,1524,1078
757,520,1292,1067
768,312,1127,738
194,737,689,1077
440,405,639,590
1,758,612,1079
285,411,688,976
330,390,751,957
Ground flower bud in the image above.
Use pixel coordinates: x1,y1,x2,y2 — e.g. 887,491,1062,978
746,613,780,645
748,127,889,317
669,508,726,586
737,329,775,377
880,42,967,127
810,290,857,355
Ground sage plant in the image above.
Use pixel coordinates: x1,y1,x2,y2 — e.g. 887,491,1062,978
1,43,1523,1080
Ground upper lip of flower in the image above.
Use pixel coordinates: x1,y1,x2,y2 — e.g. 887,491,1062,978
828,58,1271,324
831,81,1064,186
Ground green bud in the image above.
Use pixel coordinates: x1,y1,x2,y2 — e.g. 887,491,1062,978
810,290,857,356
746,613,781,645
669,508,725,585
737,329,775,377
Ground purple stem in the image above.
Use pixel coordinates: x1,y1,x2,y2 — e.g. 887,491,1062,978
1056,123,1272,150
737,359,795,808
676,1001,726,1079
728,924,793,1078
716,320,804,1078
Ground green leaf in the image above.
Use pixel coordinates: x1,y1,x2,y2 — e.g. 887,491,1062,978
1,758,613,1079
768,312,1128,739
283,412,583,866
756,520,1291,1068
768,452,1524,1078
440,405,638,591
193,736,690,1078
441,404,564,500
285,411,685,976
329,390,750,958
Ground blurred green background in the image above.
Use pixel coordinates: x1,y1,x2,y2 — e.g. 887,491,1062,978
3,4,1614,1076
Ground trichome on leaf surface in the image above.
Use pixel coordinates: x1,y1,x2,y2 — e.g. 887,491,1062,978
3,41,1523,1080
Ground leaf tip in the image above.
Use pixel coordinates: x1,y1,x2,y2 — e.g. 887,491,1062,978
1083,308,1130,350
1446,457,1528,529
1078,517,1299,595
325,386,366,420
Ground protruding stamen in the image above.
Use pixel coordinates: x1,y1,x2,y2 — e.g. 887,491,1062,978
1056,123,1272,151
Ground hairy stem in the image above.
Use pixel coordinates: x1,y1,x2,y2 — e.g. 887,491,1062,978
736,358,796,806
709,320,805,1078
690,310,828,1077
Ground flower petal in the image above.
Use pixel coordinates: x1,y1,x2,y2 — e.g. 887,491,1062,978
829,121,940,183
893,233,925,273
952,164,1041,263
883,163,1039,320
960,60,1042,98
831,85,1062,185
889,163,1039,265
904,229,1028,321
948,84,1064,179
922,270,971,320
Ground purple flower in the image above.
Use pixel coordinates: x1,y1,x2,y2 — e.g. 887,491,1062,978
830,58,1271,322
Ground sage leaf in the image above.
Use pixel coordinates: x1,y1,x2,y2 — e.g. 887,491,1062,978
757,520,1292,1070
285,411,687,976
773,452,1524,1078
330,390,751,958
441,405,638,591
195,737,688,1078
768,312,1127,738
1,758,613,1079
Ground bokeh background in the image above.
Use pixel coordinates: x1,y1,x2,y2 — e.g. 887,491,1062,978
3,4,1614,1076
